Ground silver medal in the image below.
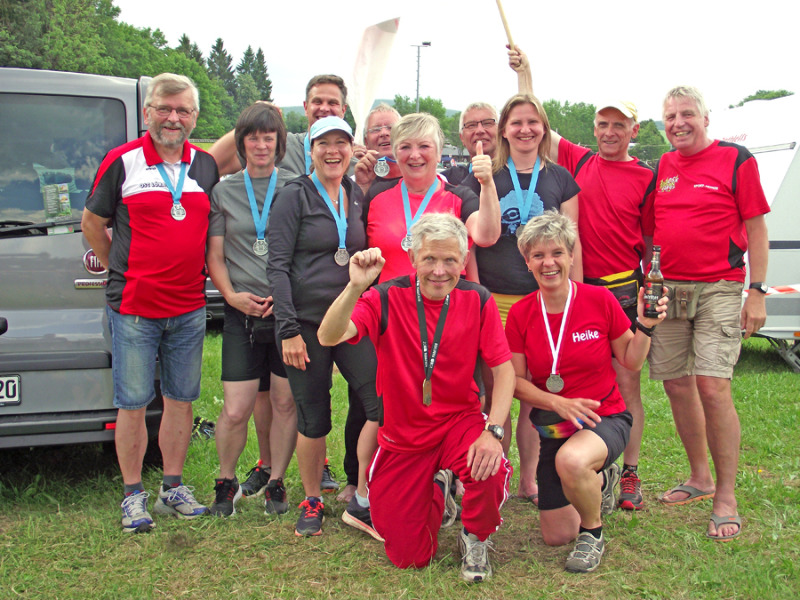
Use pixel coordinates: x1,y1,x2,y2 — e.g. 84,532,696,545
546,374,564,393
400,235,413,251
171,203,186,221
334,248,350,266
253,239,268,256
374,159,390,177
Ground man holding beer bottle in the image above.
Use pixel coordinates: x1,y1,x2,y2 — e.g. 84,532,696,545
644,85,769,541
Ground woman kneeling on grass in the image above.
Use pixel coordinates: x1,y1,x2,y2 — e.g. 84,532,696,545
504,210,666,573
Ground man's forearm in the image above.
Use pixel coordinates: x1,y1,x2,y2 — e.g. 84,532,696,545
317,282,364,346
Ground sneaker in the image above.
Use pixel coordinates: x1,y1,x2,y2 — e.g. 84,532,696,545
342,496,384,542
600,463,621,516
434,469,458,528
210,477,242,517
264,479,289,515
191,416,215,440
458,529,493,582
321,459,340,493
120,491,155,533
152,484,209,519
295,497,325,536
240,463,272,497
618,468,644,511
565,531,605,573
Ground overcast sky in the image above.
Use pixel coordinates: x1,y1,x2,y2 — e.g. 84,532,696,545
115,0,797,123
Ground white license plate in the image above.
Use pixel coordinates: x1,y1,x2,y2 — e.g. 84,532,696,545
0,375,20,405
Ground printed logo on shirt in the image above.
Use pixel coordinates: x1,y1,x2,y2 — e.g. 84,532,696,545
572,330,600,343
693,184,719,190
658,176,679,193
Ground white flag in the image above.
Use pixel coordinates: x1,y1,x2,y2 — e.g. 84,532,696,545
350,17,400,143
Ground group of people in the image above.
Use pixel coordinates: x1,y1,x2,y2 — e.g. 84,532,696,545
81,43,768,582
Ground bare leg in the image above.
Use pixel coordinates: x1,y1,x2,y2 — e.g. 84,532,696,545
696,375,740,538
614,359,643,466
516,402,540,501
159,396,194,478
267,374,296,480
357,420,379,498
215,379,260,479
297,433,326,498
253,388,273,466
115,407,148,485
661,375,716,500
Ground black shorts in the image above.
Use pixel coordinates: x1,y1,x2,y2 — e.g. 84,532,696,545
280,320,380,439
537,410,632,511
221,303,287,383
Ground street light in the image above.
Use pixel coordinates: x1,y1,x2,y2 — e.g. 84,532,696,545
413,41,431,112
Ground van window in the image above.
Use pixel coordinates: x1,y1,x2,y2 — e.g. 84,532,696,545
0,93,126,224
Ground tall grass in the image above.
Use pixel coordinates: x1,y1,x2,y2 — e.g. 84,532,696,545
0,336,798,599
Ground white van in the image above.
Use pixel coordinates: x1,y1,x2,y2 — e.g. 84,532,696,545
709,95,800,371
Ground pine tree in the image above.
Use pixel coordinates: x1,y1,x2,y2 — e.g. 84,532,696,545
206,38,236,97
252,48,273,102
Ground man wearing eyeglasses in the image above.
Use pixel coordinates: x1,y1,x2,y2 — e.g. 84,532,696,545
441,104,500,186
82,73,219,533
354,103,402,194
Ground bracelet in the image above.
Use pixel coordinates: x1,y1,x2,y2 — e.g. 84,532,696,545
635,319,654,337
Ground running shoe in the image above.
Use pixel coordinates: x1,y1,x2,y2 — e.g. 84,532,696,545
264,479,289,515
565,531,605,573
458,528,493,582
342,496,384,542
434,469,458,528
295,497,325,536
210,477,242,517
240,463,272,497
321,459,340,493
618,468,644,511
121,491,155,533
152,484,209,519
600,463,621,515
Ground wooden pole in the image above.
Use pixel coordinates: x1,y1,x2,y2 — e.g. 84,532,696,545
495,0,515,49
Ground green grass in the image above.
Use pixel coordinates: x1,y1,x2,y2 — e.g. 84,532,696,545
1,336,798,599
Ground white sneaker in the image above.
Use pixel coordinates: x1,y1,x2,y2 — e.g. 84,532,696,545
120,491,155,533
434,469,458,528
458,529,493,582
565,531,605,573
152,484,209,519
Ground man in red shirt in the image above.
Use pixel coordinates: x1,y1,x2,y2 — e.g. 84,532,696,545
644,85,769,541
318,213,514,583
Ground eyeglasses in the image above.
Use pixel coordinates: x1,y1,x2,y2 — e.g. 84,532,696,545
149,105,195,119
462,118,497,131
366,125,392,134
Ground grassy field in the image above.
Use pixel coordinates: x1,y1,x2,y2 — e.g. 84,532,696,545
1,335,798,599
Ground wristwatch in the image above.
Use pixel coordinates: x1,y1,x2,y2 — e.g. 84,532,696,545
749,282,768,294
485,422,505,441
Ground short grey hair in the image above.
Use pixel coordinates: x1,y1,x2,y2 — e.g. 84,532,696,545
663,85,708,118
365,103,401,131
517,210,577,259
145,73,199,111
391,113,444,156
459,102,498,131
410,213,468,261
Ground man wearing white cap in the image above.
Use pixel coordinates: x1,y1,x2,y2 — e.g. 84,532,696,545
509,47,656,512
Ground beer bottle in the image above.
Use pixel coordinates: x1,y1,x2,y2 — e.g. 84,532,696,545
643,245,663,318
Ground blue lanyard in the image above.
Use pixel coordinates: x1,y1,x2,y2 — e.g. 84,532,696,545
303,134,312,175
507,157,541,226
468,163,473,174
155,162,187,207
311,172,347,250
401,179,439,237
244,168,278,242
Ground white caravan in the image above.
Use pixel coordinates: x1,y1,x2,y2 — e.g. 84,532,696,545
709,94,800,371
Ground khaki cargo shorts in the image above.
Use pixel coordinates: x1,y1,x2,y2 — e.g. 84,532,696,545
648,280,743,380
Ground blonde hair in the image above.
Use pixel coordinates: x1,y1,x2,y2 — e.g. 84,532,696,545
493,93,553,174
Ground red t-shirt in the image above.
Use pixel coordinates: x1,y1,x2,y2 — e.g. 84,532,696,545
505,282,630,419
643,141,769,282
558,138,655,278
349,276,511,453
364,177,478,282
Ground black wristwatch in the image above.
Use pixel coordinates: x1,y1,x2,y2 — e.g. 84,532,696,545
635,319,655,337
485,423,505,441
749,282,768,294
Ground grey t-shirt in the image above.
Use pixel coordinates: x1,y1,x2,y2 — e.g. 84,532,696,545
208,167,297,297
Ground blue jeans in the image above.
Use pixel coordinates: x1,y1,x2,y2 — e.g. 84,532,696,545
107,306,206,409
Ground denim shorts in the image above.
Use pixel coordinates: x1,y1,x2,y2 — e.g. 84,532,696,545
107,305,206,409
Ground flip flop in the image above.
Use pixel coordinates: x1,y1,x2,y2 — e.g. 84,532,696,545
707,513,742,542
658,484,714,506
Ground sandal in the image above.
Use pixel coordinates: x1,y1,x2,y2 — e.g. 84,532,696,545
658,484,714,506
707,513,741,541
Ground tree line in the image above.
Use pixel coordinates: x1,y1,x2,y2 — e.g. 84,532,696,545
1,0,790,162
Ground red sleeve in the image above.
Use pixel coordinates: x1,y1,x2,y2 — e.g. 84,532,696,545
479,295,512,367
735,156,770,221
348,287,381,346
558,137,592,176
